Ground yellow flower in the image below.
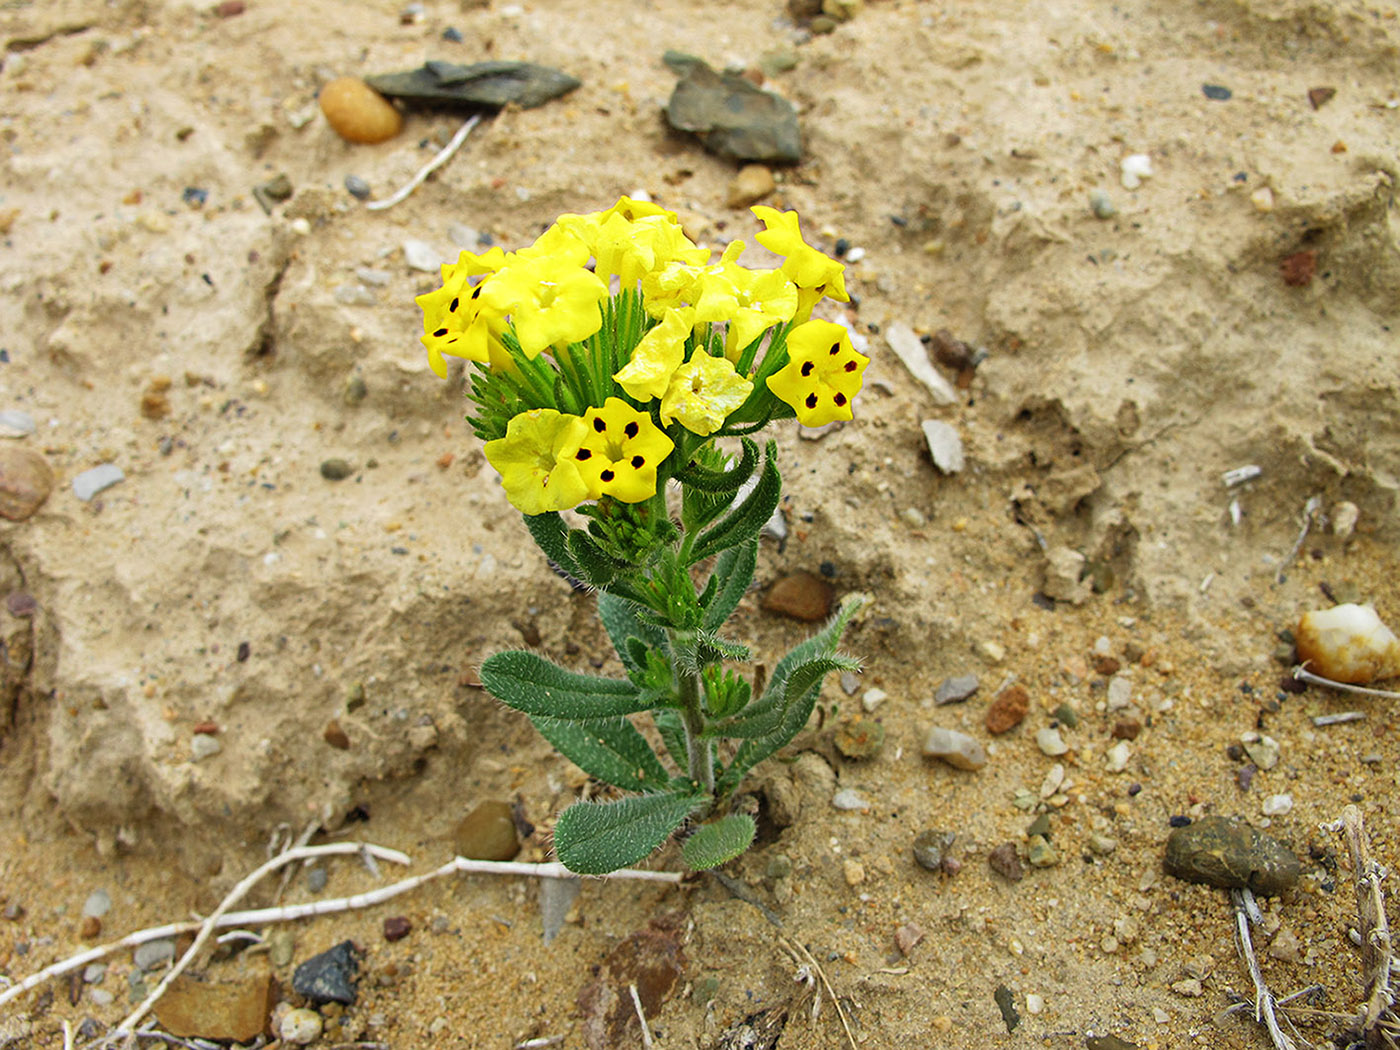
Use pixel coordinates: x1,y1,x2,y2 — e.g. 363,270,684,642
660,350,754,436
480,255,607,359
559,209,707,288
573,398,675,502
640,260,699,319
483,409,592,515
416,247,512,377
766,319,868,427
750,206,849,319
614,307,695,401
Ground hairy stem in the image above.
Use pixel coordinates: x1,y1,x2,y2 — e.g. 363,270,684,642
671,631,715,800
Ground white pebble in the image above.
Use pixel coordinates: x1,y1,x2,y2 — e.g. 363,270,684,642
82,889,111,919
289,217,311,236
1106,675,1133,709
1105,740,1131,772
1039,763,1066,798
922,727,988,771
1036,727,1069,757
0,410,36,438
402,238,444,273
920,420,964,474
1262,793,1293,817
1250,186,1274,212
72,464,125,502
861,688,888,713
1025,993,1044,1014
190,733,222,761
278,1007,323,1045
845,246,866,263
1120,153,1154,190
831,788,868,811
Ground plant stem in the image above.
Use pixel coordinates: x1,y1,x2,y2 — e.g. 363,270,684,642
670,631,715,801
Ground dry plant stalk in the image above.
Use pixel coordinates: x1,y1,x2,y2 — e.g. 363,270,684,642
1338,804,1394,1036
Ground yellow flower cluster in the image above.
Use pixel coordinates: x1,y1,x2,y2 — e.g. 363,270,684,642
417,198,868,515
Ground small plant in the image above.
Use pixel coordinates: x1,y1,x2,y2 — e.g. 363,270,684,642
418,198,866,874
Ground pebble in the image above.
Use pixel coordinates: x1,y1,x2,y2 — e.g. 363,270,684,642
1089,189,1116,219
80,915,102,939
320,458,354,481
0,410,36,438
292,940,361,1005
1241,732,1279,770
72,463,124,502
453,800,520,860
354,268,392,287
1269,925,1302,963
332,283,378,306
1039,764,1065,799
1262,793,1293,817
1035,727,1069,756
83,889,112,919
833,718,884,759
922,727,988,771
842,858,865,886
894,922,925,955
306,866,328,893
319,77,403,144
278,1006,323,1044
935,674,979,705
912,829,955,871
978,640,1006,664
1332,501,1360,539
403,238,444,273
993,983,1020,1032
988,842,1024,881
1120,153,1153,190
1086,1036,1140,1050
190,733,222,761
760,571,833,622
1201,83,1232,100
1171,977,1204,997
1052,702,1079,728
153,975,274,1042
448,223,482,248
0,447,54,520
726,164,776,208
383,916,412,942
985,684,1029,734
1025,993,1044,1015
884,322,958,405
1027,835,1058,867
1106,675,1133,708
1111,718,1141,741
322,720,350,750
1105,740,1131,772
1089,832,1118,855
1250,186,1275,212
89,988,114,1006
861,687,887,713
344,175,372,200
134,938,176,971
344,374,369,405
920,419,964,474
1163,815,1300,896
269,930,295,967
84,963,107,983
831,787,868,811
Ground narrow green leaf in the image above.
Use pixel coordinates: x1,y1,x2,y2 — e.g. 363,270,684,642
674,438,759,493
682,813,756,870
531,716,671,792
554,791,700,874
598,591,666,672
480,650,650,720
689,442,781,564
523,513,580,577
566,530,620,588
652,708,690,771
701,538,758,632
697,630,752,663
711,654,858,739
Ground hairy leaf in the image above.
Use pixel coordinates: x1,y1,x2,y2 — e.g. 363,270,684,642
480,650,651,720
554,790,700,874
682,813,756,870
701,538,758,632
598,591,667,673
689,442,781,564
523,513,580,577
531,716,671,792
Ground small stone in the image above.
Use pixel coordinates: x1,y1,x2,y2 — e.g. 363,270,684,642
894,922,925,955
1106,675,1133,708
1105,740,1131,772
1089,190,1116,219
833,717,884,759
1086,1036,1140,1050
1250,186,1275,213
831,787,868,811
190,733,222,761
978,640,1006,664
810,14,836,32
84,963,107,983
320,458,354,481
1308,86,1336,110
1027,835,1059,868
80,915,102,940
1262,793,1293,817
1281,249,1317,287
453,800,520,861
1242,732,1280,770
988,842,1024,881
305,866,328,893
293,940,361,1005
1039,764,1065,799
83,889,112,919
134,938,176,971
842,858,865,886
1171,977,1204,997
333,284,379,306
664,56,801,164
912,830,955,871
278,1006,323,1045
922,727,988,771
0,448,55,520
1052,703,1080,728
89,987,114,1005
319,77,403,144
1025,993,1044,1015
322,720,350,750
885,322,958,405
935,674,979,705
214,0,245,16
839,671,860,695
1201,83,1232,100
0,410,36,438
761,571,833,622
269,930,295,967
1089,833,1118,855
920,419,965,474
726,164,776,208
344,175,372,200
403,239,444,273
1111,719,1141,741
344,374,368,405
985,684,1029,735
447,223,482,248
154,975,274,1042
1163,815,1300,895
68,461,125,503
1035,727,1069,756
1269,925,1302,963
1042,546,1090,604
1120,153,1153,190
994,983,1020,1032
861,688,887,713
1331,501,1360,539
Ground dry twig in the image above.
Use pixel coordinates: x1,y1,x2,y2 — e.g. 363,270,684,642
629,983,655,1050
1336,804,1395,1035
365,116,482,211
1293,667,1400,701
781,936,858,1050
1232,887,1305,1050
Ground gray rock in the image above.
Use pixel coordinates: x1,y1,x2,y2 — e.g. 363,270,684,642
1089,190,1117,219
72,463,124,502
663,54,801,164
921,420,965,474
403,239,444,273
306,866,328,893
1163,815,1300,896
133,938,176,971
1035,727,1069,757
82,889,111,918
269,929,295,967
1027,834,1059,867
831,787,868,810
1242,732,1280,770
922,727,987,770
447,223,481,248
89,987,114,1006
354,268,392,287
83,962,107,984
320,458,354,481
292,939,360,1005
344,175,372,200
988,842,1024,881
540,875,580,945
333,284,378,306
366,61,581,111
935,674,979,705
912,829,954,871
0,410,36,438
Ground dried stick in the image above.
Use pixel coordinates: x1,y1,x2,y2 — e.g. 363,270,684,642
1231,888,1301,1050
365,115,482,212
781,936,858,1050
629,983,654,1050
1338,804,1394,1032
1293,667,1400,700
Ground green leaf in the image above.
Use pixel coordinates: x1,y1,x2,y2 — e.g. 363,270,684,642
688,442,781,564
480,650,652,720
531,716,671,792
682,813,756,870
554,790,700,874
697,629,752,663
701,538,757,632
675,438,759,494
598,591,666,673
566,530,621,588
652,708,689,770
712,654,858,739
523,513,580,577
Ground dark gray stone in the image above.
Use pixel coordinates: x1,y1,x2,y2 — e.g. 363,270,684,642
912,830,954,871
934,674,979,705
663,56,801,164
292,940,360,1005
366,61,580,111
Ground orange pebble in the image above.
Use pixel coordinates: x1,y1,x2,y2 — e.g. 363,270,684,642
319,77,402,145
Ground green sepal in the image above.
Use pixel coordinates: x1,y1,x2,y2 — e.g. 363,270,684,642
523,513,581,578
711,655,858,739
702,664,751,718
681,813,756,871
480,650,651,721
566,530,623,588
701,538,757,632
554,790,702,874
531,715,671,792
688,442,781,565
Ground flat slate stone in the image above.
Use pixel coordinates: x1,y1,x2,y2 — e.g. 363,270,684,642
292,940,360,1005
663,54,801,164
366,61,580,111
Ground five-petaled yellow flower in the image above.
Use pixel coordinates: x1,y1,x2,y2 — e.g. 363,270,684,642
484,409,592,515
575,398,675,502
750,206,849,320
614,307,694,402
767,319,868,427
660,351,753,436
480,254,608,359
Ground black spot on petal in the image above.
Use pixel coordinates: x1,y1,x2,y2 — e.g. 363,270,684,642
471,285,482,299
433,328,449,338
576,449,592,460
800,361,815,377
834,392,847,406
844,360,857,372
449,297,459,312
631,455,645,468
829,342,841,355
593,417,607,432
624,422,639,439
600,469,615,482
805,393,818,409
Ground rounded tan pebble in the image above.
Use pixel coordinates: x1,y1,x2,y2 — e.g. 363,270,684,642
0,447,55,521
319,77,402,144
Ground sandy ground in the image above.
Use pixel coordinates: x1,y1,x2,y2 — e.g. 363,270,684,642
2,0,1399,1046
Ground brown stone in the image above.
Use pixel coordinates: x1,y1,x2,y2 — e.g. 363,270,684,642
1111,719,1142,741
0,447,54,521
1093,655,1122,676
319,77,403,145
140,388,171,420
453,800,519,861
382,916,412,942
578,918,685,1050
322,720,350,750
761,571,833,622
984,684,1029,735
153,974,273,1042
988,842,1024,882
79,915,102,940
725,164,776,208
894,922,925,955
